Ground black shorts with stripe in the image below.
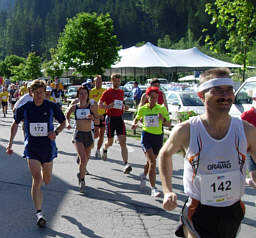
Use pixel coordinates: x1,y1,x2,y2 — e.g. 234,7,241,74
105,115,126,138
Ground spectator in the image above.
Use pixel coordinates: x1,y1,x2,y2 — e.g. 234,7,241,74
132,81,142,107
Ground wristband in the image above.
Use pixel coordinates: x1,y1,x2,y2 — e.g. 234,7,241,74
55,130,59,136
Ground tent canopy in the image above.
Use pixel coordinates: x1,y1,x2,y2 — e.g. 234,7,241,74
106,42,242,76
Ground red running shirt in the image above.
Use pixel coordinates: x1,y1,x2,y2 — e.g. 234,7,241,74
241,107,256,127
100,88,124,116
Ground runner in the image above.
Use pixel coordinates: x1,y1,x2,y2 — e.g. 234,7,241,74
139,78,168,110
159,68,256,238
9,84,19,110
0,87,9,117
131,86,170,197
6,79,66,227
45,86,56,102
241,91,256,188
65,86,98,193
99,73,132,174
89,75,106,159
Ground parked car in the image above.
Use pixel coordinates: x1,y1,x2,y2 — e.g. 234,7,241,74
166,91,205,121
65,85,80,106
230,77,256,117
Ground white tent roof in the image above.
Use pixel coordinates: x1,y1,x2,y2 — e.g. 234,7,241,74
107,42,242,76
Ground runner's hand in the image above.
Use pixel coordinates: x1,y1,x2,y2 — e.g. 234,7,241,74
163,192,177,211
131,124,138,130
67,123,72,130
48,131,56,141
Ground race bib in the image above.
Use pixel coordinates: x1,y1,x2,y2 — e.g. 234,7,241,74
2,96,7,100
12,98,17,102
200,170,241,205
113,100,123,110
29,123,48,137
76,108,90,119
145,115,159,127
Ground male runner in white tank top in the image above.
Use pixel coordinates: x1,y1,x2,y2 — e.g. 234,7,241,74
158,67,256,238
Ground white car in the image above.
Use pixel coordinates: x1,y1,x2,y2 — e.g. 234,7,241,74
230,77,256,117
166,91,205,121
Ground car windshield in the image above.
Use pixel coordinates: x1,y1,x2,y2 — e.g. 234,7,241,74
235,81,256,104
180,93,203,106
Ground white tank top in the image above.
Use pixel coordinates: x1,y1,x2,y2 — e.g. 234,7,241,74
184,116,247,207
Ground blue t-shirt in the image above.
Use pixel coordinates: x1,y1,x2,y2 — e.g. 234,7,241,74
15,100,66,160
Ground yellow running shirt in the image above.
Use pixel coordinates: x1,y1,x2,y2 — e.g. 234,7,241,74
90,88,106,115
0,91,9,102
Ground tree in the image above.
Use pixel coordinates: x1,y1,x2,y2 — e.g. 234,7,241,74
56,12,120,76
42,48,64,80
23,52,42,80
0,54,25,78
205,0,256,81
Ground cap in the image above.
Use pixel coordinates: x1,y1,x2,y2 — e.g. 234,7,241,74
87,79,92,83
27,82,33,88
46,86,52,92
146,86,160,96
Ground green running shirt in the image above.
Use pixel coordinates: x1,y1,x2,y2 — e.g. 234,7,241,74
136,103,170,135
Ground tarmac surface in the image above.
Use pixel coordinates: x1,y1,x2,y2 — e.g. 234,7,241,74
0,111,256,238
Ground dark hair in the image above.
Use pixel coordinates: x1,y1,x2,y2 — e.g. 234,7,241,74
77,86,89,102
134,81,138,85
111,73,121,80
150,78,160,85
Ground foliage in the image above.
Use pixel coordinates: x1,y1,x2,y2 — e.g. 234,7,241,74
177,111,198,122
205,0,256,78
23,52,42,80
42,48,63,80
10,63,26,82
0,54,25,78
56,12,120,76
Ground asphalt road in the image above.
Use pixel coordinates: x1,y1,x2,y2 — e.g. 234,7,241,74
0,111,255,238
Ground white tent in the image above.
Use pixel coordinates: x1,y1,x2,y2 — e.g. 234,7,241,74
106,42,242,76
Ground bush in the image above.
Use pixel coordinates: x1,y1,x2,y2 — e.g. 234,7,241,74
177,111,198,122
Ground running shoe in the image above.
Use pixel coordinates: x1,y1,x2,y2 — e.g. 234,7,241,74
95,150,101,159
139,173,146,188
102,149,107,161
80,180,86,193
36,212,47,227
123,163,132,174
151,187,161,197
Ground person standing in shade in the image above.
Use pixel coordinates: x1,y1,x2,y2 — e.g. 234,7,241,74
159,68,256,238
132,86,170,197
132,81,142,108
6,79,66,227
89,75,106,159
99,73,132,174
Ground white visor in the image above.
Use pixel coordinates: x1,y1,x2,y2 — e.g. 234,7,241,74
198,78,234,92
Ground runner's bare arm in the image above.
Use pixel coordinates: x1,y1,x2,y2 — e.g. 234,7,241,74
139,93,147,107
243,121,256,163
65,105,75,129
159,121,190,211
